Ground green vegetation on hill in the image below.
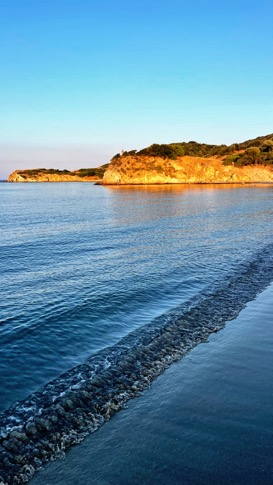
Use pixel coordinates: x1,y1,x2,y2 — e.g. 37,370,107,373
17,165,109,179
18,169,77,177
223,141,273,167
111,134,273,167
77,164,109,178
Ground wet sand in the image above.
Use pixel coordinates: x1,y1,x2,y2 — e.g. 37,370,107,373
32,283,273,485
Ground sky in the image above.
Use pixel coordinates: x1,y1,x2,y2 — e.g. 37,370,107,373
0,0,273,179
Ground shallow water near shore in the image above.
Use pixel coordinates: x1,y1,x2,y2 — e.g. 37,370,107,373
32,282,273,485
1,183,273,483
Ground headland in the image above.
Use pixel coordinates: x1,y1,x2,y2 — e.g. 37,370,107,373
101,134,273,185
7,165,108,183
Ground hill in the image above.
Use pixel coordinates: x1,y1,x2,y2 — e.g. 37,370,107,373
8,165,109,182
101,134,273,185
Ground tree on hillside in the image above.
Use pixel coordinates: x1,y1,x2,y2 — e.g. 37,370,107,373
240,147,261,165
261,139,273,152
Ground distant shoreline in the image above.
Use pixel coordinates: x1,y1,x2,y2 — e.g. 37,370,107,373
6,134,273,185
7,179,100,183
97,181,273,186
5,179,273,186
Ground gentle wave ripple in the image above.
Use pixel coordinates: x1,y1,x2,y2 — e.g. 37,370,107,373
0,242,273,484
1,183,273,482
1,184,273,411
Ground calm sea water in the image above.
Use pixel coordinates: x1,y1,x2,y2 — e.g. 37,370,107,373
1,183,273,413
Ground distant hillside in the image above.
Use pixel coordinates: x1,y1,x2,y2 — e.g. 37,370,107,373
101,134,273,185
8,165,109,182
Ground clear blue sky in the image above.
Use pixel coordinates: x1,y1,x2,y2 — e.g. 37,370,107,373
0,0,272,178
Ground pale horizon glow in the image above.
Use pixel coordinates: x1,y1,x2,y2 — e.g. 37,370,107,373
1,0,272,179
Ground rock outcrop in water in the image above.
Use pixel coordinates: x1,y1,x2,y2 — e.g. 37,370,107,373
8,165,108,183
101,155,273,185
8,171,94,182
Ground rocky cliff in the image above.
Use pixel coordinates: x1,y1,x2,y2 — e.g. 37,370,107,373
8,166,108,182
8,171,97,182
101,155,273,185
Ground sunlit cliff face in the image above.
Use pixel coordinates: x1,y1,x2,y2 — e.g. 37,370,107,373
7,171,100,183
102,155,273,185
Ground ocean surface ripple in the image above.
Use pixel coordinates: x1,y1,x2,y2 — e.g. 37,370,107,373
1,183,273,483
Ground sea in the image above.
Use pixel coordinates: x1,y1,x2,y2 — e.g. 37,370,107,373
0,182,273,484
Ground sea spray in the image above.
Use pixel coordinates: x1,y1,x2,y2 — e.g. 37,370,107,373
1,244,273,484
